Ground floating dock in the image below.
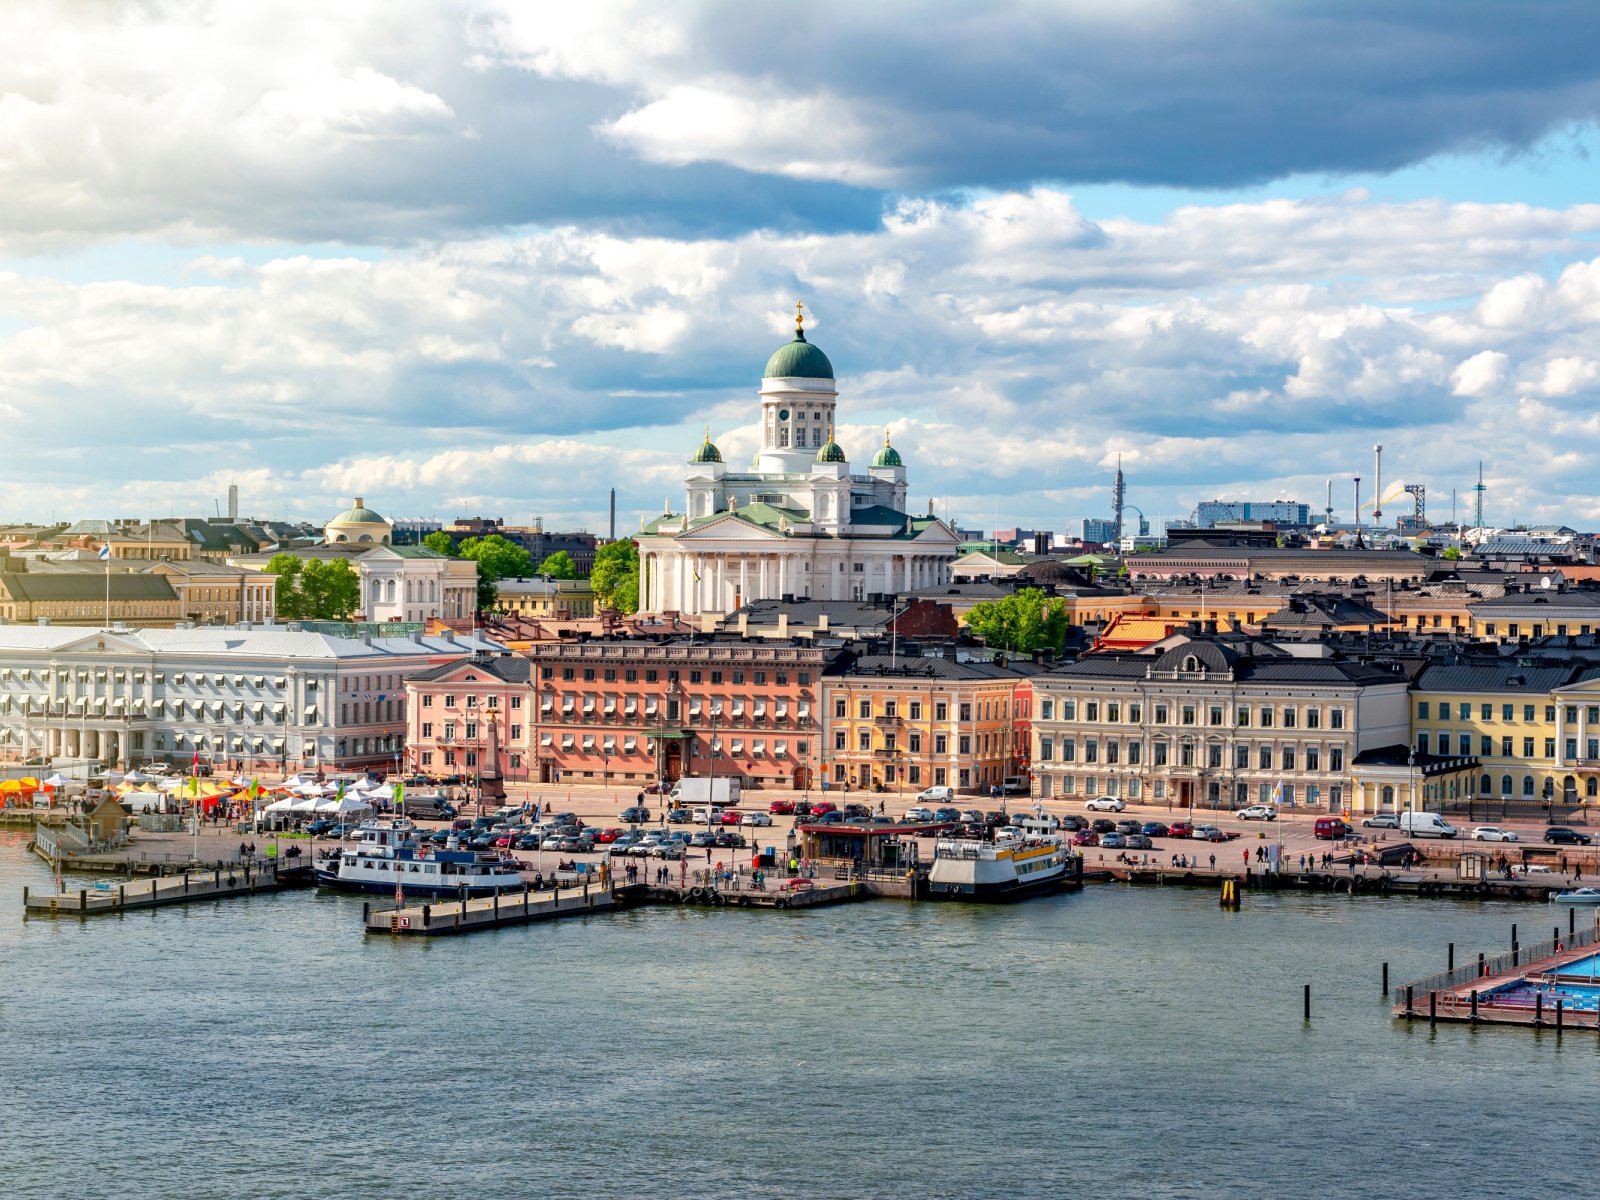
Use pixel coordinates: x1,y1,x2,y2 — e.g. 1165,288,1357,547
364,879,619,935
1393,922,1600,1029
23,860,310,917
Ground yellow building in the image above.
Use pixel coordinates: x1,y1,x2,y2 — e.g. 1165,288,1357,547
145,560,277,624
0,572,182,627
1467,588,1600,642
821,652,1033,794
494,577,594,620
106,522,192,562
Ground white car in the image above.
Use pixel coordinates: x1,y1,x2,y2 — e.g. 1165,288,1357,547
1085,796,1125,813
1472,826,1518,842
741,811,774,827
1238,805,1278,821
904,806,937,822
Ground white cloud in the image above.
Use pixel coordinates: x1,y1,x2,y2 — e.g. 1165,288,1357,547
1452,350,1509,397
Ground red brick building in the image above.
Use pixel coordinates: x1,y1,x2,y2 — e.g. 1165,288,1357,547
526,636,832,789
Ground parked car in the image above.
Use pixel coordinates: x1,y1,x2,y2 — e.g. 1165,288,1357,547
959,809,984,824
916,785,956,804
642,780,673,795
1168,821,1194,838
809,801,838,817
1099,832,1127,849
1361,813,1400,829
689,832,718,847
1141,821,1169,837
742,812,774,827
1058,815,1086,833
843,803,872,820
934,807,962,824
904,806,936,822
667,809,693,824
768,799,797,815
1070,830,1098,846
714,832,747,849
1313,817,1350,840
1086,796,1125,812
1192,825,1230,843
1545,827,1593,845
810,812,847,826
619,806,651,823
1001,776,1029,796
594,828,624,844
1471,826,1518,842
1090,818,1117,834
513,834,542,851
720,810,745,826
983,810,1010,827
1238,805,1278,821
1115,818,1141,835
304,819,336,837
330,822,362,839
1125,834,1153,850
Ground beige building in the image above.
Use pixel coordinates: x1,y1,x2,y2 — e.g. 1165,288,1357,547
494,576,594,620
145,560,276,625
106,522,192,562
0,573,183,628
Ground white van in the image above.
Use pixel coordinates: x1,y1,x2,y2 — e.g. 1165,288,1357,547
691,805,725,824
1398,811,1458,839
916,785,956,804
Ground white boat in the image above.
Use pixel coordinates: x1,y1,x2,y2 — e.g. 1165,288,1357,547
316,820,524,897
1552,887,1600,905
926,834,1076,901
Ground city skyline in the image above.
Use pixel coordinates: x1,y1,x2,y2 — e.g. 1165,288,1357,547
4,2,1600,532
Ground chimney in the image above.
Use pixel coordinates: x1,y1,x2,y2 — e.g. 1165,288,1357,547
737,611,749,637
817,613,829,632
776,613,789,638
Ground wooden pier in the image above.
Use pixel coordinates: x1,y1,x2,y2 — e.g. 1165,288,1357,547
1392,923,1600,1029
22,860,310,917
1104,863,1569,902
363,879,619,936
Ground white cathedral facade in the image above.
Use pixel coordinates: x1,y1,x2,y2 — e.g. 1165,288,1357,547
638,311,959,616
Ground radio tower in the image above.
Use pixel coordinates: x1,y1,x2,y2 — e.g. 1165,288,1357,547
1111,455,1126,545
1371,443,1383,525
1473,460,1486,532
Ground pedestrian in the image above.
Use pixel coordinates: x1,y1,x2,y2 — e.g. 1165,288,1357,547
1242,849,1248,868
1209,853,1216,870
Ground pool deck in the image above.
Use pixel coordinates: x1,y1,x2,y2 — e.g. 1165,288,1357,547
1393,931,1600,1028
1107,862,1566,902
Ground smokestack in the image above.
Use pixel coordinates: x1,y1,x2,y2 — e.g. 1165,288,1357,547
1353,477,1361,535
1372,444,1383,524
227,483,239,523
609,488,616,541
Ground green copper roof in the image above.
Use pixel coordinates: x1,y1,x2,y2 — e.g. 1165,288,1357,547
815,438,848,464
763,332,835,380
331,502,387,525
871,433,903,468
690,429,723,463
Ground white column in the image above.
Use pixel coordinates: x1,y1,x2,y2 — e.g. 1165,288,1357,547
759,556,769,598
903,556,912,593
739,556,749,608
777,555,787,598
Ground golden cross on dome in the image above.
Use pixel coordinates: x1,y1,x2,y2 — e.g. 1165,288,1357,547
795,299,805,333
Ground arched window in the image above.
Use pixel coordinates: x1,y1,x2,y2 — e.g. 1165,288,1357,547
1522,775,1535,797
1479,773,1492,795
1501,775,1513,796
1380,784,1395,807
1182,655,1200,672
1587,778,1597,798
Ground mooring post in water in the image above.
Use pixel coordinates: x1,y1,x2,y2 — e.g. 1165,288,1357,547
1471,989,1479,1022
1448,942,1455,971
1554,925,1561,947
1405,985,1415,1016
1570,907,1577,936
1535,991,1545,1027
1382,961,1389,995
1303,984,1311,1021
1556,998,1564,1035
1429,992,1437,1026
1479,951,1486,977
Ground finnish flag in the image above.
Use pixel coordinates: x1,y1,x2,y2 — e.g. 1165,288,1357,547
98,543,111,560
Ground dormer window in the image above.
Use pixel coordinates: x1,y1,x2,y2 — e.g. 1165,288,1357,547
1183,655,1200,672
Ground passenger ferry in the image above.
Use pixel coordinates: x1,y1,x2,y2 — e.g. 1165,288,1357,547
926,834,1075,901
315,820,525,897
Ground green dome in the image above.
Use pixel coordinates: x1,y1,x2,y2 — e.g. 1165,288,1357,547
815,436,848,464
331,498,386,525
691,428,723,464
763,331,835,380
871,432,903,468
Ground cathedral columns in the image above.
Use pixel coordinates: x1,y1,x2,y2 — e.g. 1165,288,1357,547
739,556,749,609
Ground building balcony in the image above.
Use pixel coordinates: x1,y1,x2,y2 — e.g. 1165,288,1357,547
873,715,903,728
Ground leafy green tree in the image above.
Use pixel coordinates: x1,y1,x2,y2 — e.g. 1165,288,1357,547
965,587,1070,654
590,539,640,612
299,559,361,619
423,530,456,556
1442,546,1462,560
263,553,304,619
536,550,579,579
459,534,534,582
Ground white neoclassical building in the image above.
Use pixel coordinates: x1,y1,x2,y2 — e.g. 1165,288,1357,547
638,310,959,616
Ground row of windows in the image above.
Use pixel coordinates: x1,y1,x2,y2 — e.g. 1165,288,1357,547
420,722,523,741
1415,731,1600,762
832,698,999,722
419,694,522,710
1482,622,1597,638
832,730,1005,756
1416,701,1559,723
1038,737,1345,774
1038,698,1346,730
541,665,808,687
1039,773,1343,807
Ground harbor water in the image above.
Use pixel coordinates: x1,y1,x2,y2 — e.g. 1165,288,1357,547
0,830,1589,1199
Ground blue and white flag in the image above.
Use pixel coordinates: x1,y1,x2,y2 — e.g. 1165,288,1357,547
98,543,111,560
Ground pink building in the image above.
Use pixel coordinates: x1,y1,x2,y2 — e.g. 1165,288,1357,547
403,654,533,781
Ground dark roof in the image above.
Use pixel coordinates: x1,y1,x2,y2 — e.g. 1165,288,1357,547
1260,595,1390,628
1049,634,1404,686
0,573,178,602
1413,662,1593,693
1352,745,1480,775
1469,590,1600,610
826,653,1031,681
409,655,532,683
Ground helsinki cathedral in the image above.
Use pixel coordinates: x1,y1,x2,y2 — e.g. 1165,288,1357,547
638,306,959,616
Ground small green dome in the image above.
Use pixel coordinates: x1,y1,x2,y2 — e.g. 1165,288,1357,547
763,331,835,380
815,434,848,464
691,427,723,464
871,432,903,468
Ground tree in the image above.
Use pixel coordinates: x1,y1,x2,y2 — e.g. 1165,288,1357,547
537,550,578,579
459,534,534,582
423,530,456,556
590,539,640,613
1442,546,1462,560
263,553,305,619
965,587,1070,654
298,559,361,619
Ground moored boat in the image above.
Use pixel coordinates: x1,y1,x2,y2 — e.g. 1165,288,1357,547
1552,887,1600,905
316,819,525,897
926,834,1075,901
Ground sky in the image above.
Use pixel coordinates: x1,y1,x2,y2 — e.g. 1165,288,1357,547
4,0,1600,537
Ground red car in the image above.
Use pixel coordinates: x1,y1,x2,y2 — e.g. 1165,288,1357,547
768,799,796,815
720,810,744,826
594,827,623,844
1070,830,1098,846
1168,821,1194,838
809,801,837,817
